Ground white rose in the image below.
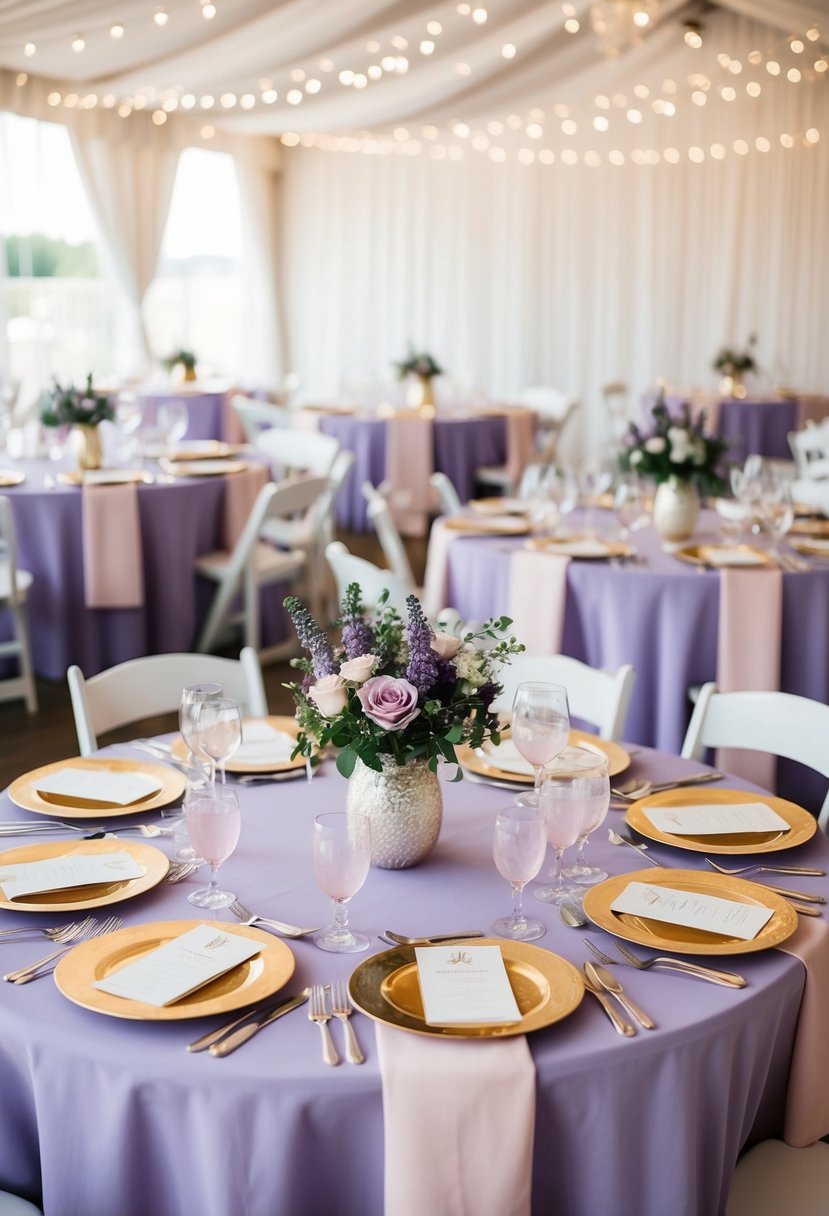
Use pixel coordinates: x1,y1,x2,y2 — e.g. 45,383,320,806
629,449,644,466
431,632,463,660
644,436,666,454
339,654,376,684
667,427,691,463
308,674,348,717
453,645,486,689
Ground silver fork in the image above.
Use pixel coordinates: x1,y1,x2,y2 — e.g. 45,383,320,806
705,857,826,878
228,899,320,939
0,917,95,942
583,938,747,988
330,979,364,1064
4,915,122,984
165,861,202,883
309,984,339,1066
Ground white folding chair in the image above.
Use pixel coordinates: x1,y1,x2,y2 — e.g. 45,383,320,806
325,541,411,614
492,654,635,742
681,683,829,831
254,427,339,478
429,471,463,515
361,483,419,592
0,496,37,713
788,420,829,480
67,648,267,756
230,396,293,445
195,477,329,657
726,1140,829,1216
0,1191,42,1215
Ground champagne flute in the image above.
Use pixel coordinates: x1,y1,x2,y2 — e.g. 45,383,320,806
511,682,570,806
534,747,600,905
193,697,242,787
312,812,371,953
185,785,241,909
491,805,547,941
562,753,610,885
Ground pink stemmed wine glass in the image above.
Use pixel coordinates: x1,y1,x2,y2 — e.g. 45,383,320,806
534,747,605,905
511,682,570,806
312,812,371,953
185,785,241,910
491,804,548,941
563,753,611,885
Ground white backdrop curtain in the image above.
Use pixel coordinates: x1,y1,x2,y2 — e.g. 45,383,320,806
233,137,285,388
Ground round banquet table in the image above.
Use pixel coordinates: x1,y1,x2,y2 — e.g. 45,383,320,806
316,413,508,530
642,392,799,466
137,382,235,444
0,741,826,1216
0,457,286,680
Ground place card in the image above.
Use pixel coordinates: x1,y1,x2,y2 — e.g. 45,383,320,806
644,802,790,836
476,740,534,777
234,721,297,765
35,767,162,807
0,851,143,900
92,924,262,1007
415,944,522,1025
610,880,774,940
541,538,611,558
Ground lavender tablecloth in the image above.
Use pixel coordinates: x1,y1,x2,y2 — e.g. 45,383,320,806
0,743,824,1216
318,414,507,530
138,384,232,444
642,393,799,464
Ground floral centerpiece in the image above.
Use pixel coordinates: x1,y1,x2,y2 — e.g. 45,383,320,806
163,348,197,382
284,586,523,868
713,334,757,397
393,346,444,410
40,373,115,470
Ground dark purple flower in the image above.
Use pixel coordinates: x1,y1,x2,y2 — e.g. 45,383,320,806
405,595,439,701
283,596,338,678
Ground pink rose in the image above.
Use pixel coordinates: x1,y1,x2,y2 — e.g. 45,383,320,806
308,674,348,717
357,675,421,732
430,632,462,660
339,654,377,685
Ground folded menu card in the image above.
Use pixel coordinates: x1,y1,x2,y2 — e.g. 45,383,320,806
415,945,522,1025
234,721,297,766
610,881,775,940
475,740,534,777
35,768,162,807
644,802,790,836
700,546,765,566
93,924,262,1007
0,851,143,900
540,538,612,558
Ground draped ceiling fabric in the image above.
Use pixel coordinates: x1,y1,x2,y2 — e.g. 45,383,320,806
0,0,828,440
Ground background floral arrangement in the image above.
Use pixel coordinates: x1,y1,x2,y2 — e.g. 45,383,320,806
713,333,758,376
393,347,444,380
39,373,114,428
284,586,523,779
619,396,729,495
162,348,197,373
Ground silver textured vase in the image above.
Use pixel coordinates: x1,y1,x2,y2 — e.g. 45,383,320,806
346,756,442,869
652,476,700,543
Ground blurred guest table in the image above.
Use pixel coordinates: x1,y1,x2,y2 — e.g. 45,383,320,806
0,741,825,1216
642,392,818,466
137,380,245,445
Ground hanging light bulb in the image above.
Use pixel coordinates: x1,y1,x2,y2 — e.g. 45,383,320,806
590,1,660,58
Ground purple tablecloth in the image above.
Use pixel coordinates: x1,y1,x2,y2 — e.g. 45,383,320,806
0,742,824,1216
138,386,232,443
318,414,507,530
642,393,799,465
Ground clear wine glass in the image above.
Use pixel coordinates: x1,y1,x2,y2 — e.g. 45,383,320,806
312,812,371,953
491,804,548,941
185,785,241,909
193,697,242,787
511,682,570,806
534,747,601,905
174,683,223,860
562,752,611,885
759,477,794,560
615,475,648,541
158,400,189,448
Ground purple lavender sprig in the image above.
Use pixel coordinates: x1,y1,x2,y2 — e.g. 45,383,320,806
339,582,375,660
405,594,439,701
283,596,338,677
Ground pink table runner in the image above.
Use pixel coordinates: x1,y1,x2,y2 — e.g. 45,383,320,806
779,917,829,1146
385,415,434,537
508,550,570,654
81,483,145,609
221,464,270,550
504,409,536,490
221,389,247,445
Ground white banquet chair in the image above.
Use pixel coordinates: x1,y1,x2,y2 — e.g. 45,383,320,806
254,426,339,479
0,1192,42,1215
681,684,829,831
361,483,419,594
788,419,829,480
429,472,463,515
325,542,411,615
0,496,37,714
726,1140,829,1216
492,654,635,742
67,648,267,756
230,396,293,445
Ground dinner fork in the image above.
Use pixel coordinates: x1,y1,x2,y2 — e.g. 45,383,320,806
4,915,122,984
0,915,96,943
228,899,320,939
309,984,339,1066
583,939,747,988
330,979,364,1064
705,858,826,878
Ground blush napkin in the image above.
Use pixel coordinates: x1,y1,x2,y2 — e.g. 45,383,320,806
385,415,434,537
508,549,570,654
376,1025,535,1216
221,388,247,445
504,409,536,490
81,482,145,609
778,917,829,1146
715,567,783,790
221,464,270,550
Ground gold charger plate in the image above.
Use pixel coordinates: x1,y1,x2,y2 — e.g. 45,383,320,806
625,787,817,854
524,535,632,560
166,441,247,461
790,517,829,536
160,459,248,477
0,839,169,912
57,470,154,487
0,469,25,487
54,919,295,1020
674,544,770,568
583,867,798,956
442,516,529,535
8,757,185,819
172,715,306,774
349,939,583,1038
790,538,829,559
457,728,630,783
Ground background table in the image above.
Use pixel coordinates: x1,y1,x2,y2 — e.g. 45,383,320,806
137,382,236,444
642,392,800,466
0,743,824,1216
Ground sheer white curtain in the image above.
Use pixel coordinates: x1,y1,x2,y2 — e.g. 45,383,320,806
233,138,285,389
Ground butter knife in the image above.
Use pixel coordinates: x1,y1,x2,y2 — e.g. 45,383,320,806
186,988,309,1054
582,964,636,1036
585,962,656,1030
210,989,310,1056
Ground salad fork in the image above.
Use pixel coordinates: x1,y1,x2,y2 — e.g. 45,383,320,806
4,915,122,984
228,899,319,939
0,915,96,944
309,984,339,1066
330,979,364,1064
584,938,746,988
705,858,825,878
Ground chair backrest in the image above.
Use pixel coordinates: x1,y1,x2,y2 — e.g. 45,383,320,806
537,401,579,464
682,683,829,831
325,541,411,614
518,386,571,420
492,654,636,741
67,648,268,756
361,482,417,590
0,496,22,609
254,427,339,477
429,472,463,515
788,421,829,479
225,477,330,583
231,396,293,444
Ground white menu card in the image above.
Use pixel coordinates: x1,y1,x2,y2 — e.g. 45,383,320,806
0,851,143,900
35,767,162,807
700,546,765,566
415,945,522,1025
93,925,262,1007
476,740,534,777
233,721,297,765
644,802,790,836
610,880,774,940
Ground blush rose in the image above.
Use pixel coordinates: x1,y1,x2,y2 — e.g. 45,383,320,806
356,675,421,731
308,674,348,717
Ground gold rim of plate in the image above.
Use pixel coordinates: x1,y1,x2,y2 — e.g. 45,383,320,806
160,459,249,477
625,787,817,854
54,919,295,1020
789,539,829,558
349,939,584,1038
166,442,248,461
524,535,632,560
0,470,25,487
0,839,169,912
172,715,306,774
789,518,829,536
441,516,529,535
583,867,798,955
457,729,630,784
674,544,770,568
8,757,186,819
57,470,154,487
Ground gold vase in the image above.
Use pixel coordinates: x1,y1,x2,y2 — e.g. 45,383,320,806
406,373,435,410
719,371,746,399
183,365,197,383
72,424,103,471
